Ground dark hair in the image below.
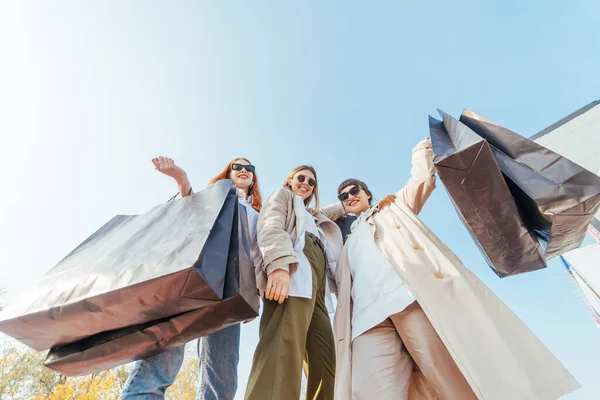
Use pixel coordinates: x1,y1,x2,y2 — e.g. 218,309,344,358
337,178,374,205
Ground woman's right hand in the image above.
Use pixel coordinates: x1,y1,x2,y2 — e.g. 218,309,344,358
266,269,290,304
152,156,192,197
152,156,186,181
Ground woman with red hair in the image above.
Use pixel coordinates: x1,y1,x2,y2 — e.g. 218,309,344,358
120,156,262,400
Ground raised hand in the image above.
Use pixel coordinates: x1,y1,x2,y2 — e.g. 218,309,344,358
151,156,191,197
152,156,186,180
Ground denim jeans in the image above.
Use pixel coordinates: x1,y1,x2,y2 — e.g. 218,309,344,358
119,323,240,400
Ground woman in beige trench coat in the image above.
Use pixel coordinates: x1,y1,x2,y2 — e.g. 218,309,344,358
332,138,580,400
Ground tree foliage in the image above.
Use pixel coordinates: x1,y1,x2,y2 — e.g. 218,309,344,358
0,343,206,400
165,357,198,400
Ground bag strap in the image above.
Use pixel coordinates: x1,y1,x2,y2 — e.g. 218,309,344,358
167,187,193,203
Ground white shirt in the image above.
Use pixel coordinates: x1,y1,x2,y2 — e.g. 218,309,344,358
348,208,415,341
288,196,335,312
304,208,321,238
237,189,261,269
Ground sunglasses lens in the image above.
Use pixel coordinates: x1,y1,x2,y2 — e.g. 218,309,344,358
296,174,315,187
232,163,255,173
339,186,360,202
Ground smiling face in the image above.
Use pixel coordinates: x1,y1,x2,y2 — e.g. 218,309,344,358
229,159,254,192
339,184,371,216
288,169,316,200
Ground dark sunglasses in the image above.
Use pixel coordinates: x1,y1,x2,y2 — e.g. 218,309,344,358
338,186,361,202
297,174,316,187
231,163,256,173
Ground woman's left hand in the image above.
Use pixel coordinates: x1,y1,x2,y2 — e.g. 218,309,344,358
266,269,290,304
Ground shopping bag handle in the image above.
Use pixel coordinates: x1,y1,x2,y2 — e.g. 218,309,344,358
167,187,193,203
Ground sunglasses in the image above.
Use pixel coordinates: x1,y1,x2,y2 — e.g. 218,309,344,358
338,186,361,202
297,174,316,187
231,163,256,173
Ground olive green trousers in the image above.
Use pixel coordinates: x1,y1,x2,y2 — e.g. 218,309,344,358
245,234,335,400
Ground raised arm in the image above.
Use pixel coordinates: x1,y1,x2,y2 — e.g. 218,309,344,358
395,137,436,215
320,201,347,221
152,156,192,197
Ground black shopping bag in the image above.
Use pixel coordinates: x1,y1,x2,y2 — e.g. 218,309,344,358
460,109,600,259
430,110,546,277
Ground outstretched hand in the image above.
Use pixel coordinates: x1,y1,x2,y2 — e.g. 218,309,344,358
152,156,186,181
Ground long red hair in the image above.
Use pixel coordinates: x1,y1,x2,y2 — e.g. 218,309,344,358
207,157,262,212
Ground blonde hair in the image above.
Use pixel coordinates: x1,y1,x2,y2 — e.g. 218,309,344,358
283,165,320,214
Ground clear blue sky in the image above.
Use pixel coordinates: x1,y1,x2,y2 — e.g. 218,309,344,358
1,1,599,399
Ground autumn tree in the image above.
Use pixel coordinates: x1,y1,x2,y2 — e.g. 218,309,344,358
165,355,199,400
0,346,65,399
0,340,207,400
0,344,131,400
40,367,130,400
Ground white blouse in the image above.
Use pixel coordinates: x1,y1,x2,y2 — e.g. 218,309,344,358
347,208,415,341
237,189,261,269
286,197,335,312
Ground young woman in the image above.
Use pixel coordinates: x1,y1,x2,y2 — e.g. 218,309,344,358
120,156,262,400
333,138,579,400
245,165,346,400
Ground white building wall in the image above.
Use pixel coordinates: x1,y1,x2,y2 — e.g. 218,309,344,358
532,102,600,226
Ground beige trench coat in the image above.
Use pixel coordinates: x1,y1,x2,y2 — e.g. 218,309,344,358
256,186,346,296
333,141,579,400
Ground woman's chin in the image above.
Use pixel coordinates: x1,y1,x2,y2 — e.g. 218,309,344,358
235,180,252,190
346,205,360,214
350,205,369,215
294,190,310,200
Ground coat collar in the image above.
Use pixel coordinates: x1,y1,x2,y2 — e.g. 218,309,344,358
351,205,380,232
236,187,254,204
